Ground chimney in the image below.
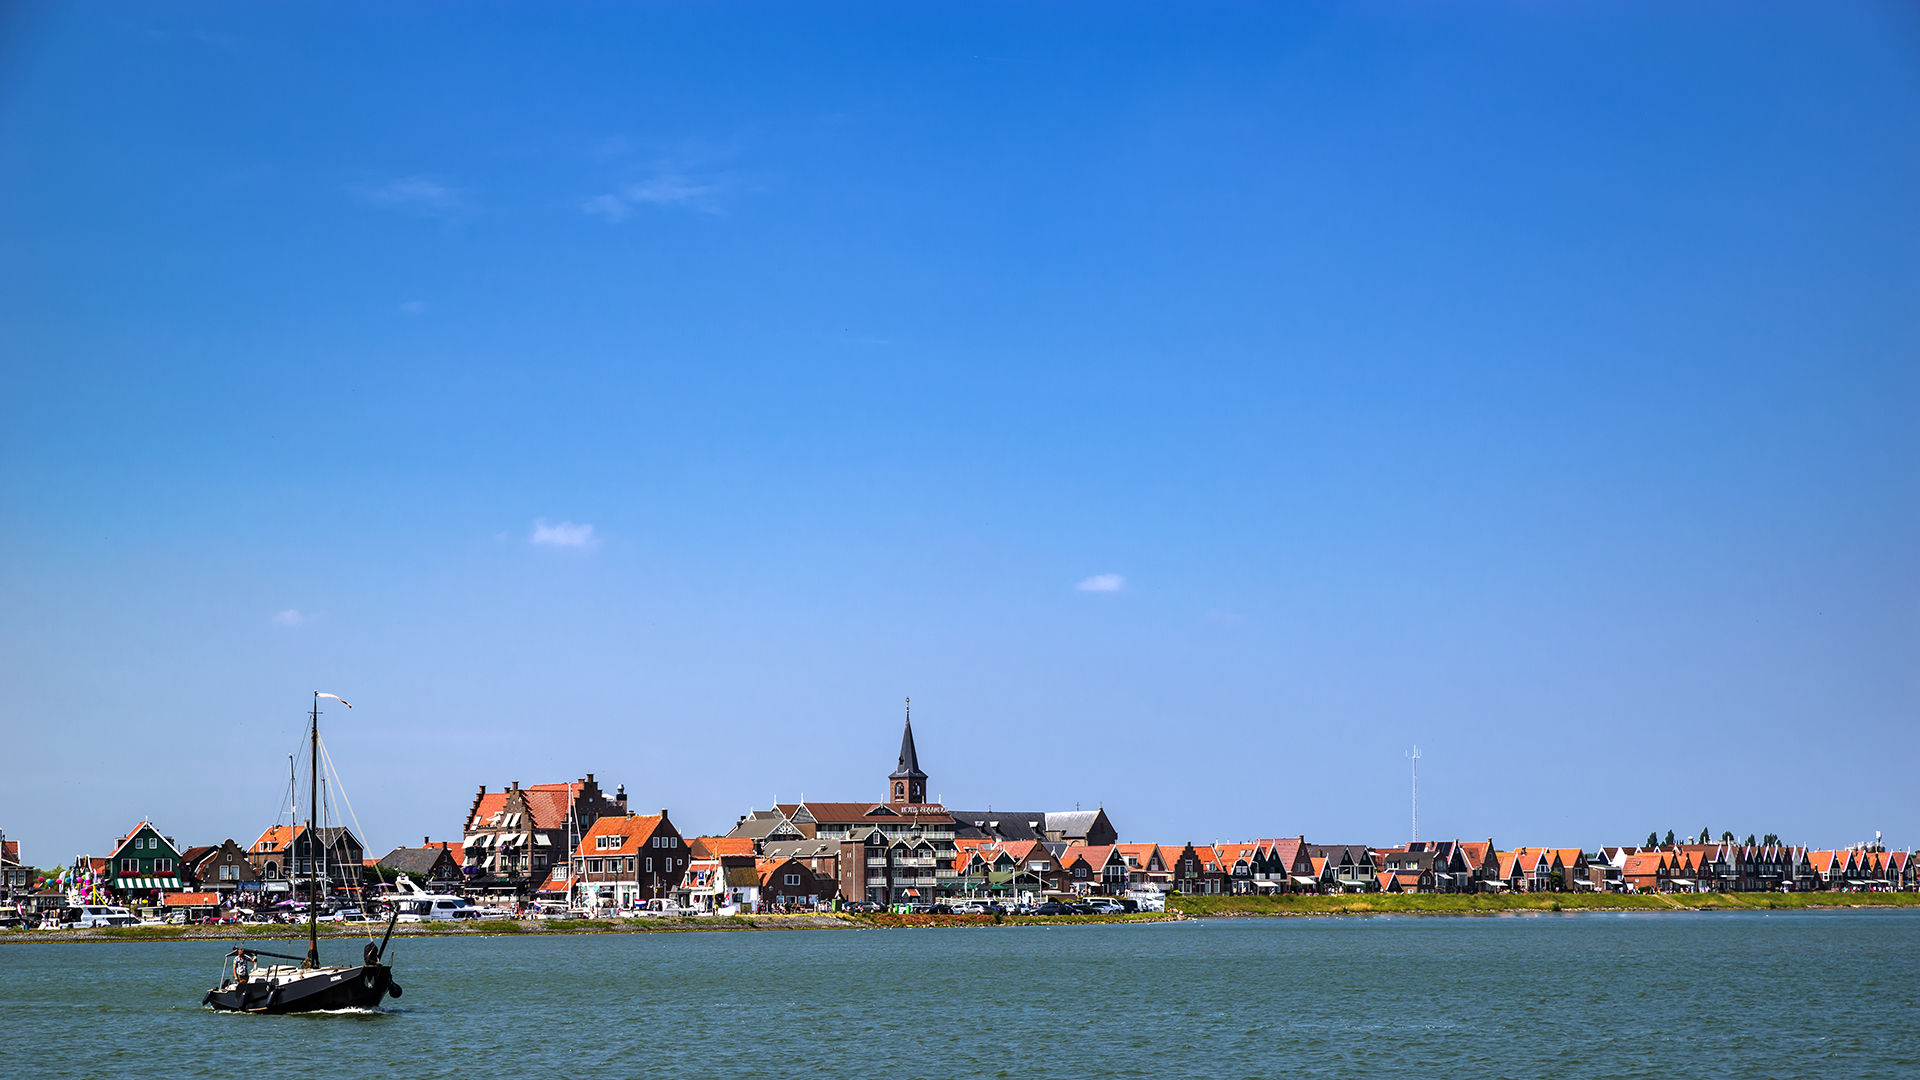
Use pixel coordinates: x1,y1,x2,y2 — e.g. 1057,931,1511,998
424,836,430,847
660,808,670,822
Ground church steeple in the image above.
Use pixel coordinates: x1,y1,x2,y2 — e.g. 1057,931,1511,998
888,698,927,805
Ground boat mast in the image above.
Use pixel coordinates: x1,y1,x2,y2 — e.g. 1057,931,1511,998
306,692,320,969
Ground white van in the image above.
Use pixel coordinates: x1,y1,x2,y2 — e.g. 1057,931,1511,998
393,895,477,922
73,905,138,927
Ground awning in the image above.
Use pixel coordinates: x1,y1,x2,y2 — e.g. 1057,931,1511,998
1291,875,1318,885
905,889,920,896
534,835,551,846
1669,879,1695,887
116,877,181,889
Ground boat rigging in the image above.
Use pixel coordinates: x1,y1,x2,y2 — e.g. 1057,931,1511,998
203,691,404,1013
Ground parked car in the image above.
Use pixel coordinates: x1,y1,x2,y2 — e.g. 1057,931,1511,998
1084,899,1124,914
72,905,138,927
1031,902,1073,916
394,895,479,922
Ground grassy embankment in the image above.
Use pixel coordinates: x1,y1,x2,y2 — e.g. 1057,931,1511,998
1168,891,1920,917
842,911,1176,929
4,910,1178,944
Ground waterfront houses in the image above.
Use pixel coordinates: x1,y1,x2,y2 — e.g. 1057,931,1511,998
377,840,465,887
1,833,31,896
17,705,1917,916
570,811,688,910
757,856,834,908
247,825,364,897
106,822,184,903
1168,843,1226,895
181,839,258,896
463,775,628,900
1060,844,1129,895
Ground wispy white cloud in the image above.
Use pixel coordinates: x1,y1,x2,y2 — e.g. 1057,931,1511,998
1076,574,1126,593
583,164,728,220
531,519,598,549
271,609,316,627
354,176,466,215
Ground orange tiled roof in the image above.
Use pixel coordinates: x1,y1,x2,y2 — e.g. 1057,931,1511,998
468,783,590,832
689,836,755,859
576,815,667,856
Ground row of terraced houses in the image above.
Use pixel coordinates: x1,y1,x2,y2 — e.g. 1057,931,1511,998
5,714,1912,915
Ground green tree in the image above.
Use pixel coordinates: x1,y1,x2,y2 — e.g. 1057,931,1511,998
1721,831,1734,844
1645,832,1659,848
1664,830,1676,847
1700,825,1710,846
1745,834,1756,847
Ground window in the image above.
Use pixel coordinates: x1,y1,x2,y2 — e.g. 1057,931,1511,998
533,855,547,869
624,858,634,872
155,859,173,873
645,858,654,873
784,874,801,886
587,858,602,873
121,859,136,873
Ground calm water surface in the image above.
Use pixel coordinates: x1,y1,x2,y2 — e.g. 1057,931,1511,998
4,910,1915,1078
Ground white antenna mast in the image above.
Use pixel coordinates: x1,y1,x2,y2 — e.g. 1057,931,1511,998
1407,745,1421,843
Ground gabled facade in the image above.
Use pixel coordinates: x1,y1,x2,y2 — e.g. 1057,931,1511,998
1253,837,1313,893
463,775,627,897
1302,845,1376,892
757,856,835,909
570,811,688,910
247,825,363,896
1060,844,1128,896
377,839,464,885
106,822,183,900
183,839,258,894
1116,844,1168,888
1621,851,1672,892
0,835,31,895
948,839,1063,900
1169,843,1226,895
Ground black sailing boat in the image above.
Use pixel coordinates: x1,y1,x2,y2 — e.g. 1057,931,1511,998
204,692,403,1013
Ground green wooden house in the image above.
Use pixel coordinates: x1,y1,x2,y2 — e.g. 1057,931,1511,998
107,821,183,899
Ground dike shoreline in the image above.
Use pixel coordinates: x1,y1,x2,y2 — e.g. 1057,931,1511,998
8,895,1914,945
1166,892,1920,918
0,911,1182,945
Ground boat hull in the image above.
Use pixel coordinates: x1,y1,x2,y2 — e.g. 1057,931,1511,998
204,964,394,1014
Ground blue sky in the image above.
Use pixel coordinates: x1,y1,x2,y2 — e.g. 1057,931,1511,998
3,2,1916,864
